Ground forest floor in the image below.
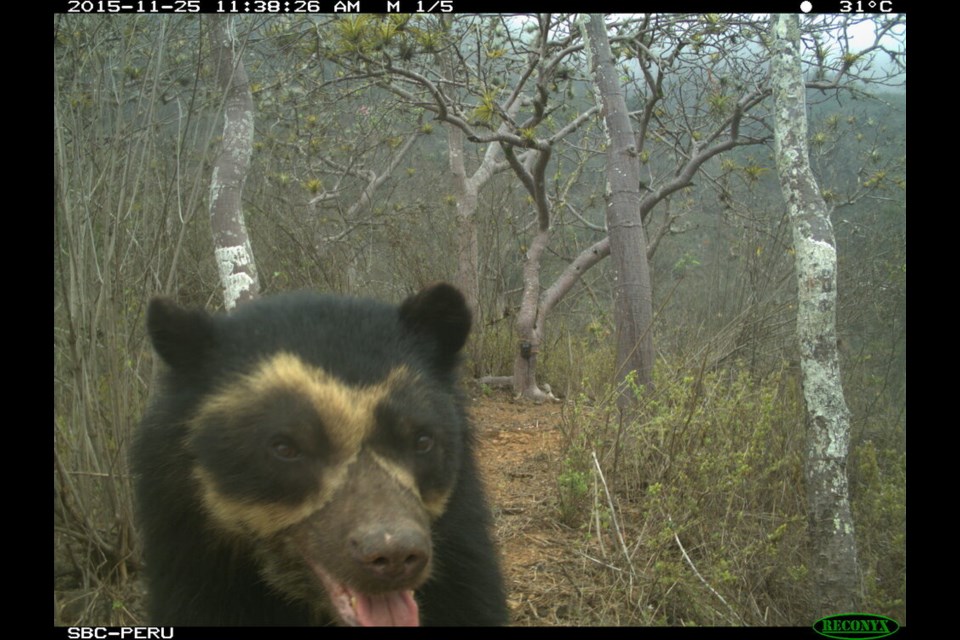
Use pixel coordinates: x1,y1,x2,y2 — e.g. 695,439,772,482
471,390,586,626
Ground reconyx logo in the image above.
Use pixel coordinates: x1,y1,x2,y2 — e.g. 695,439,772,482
813,613,900,639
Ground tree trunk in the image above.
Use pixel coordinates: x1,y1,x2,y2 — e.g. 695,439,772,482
770,14,861,617
208,15,259,310
513,224,551,400
584,15,655,402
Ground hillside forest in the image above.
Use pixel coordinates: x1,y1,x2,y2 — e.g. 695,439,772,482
54,13,906,627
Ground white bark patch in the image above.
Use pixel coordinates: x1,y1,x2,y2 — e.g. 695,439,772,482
209,166,222,207
216,244,257,310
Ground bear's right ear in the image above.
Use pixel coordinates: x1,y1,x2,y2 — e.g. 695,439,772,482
147,298,216,371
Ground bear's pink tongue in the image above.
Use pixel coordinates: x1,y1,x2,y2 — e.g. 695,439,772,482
351,590,420,627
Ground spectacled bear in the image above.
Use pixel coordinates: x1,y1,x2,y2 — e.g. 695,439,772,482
133,284,507,626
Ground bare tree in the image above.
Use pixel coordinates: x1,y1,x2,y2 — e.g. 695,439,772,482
326,15,604,398
770,14,860,616
208,15,260,309
325,15,784,399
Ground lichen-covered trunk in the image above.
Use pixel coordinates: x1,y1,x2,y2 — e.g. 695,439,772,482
208,16,259,310
770,14,860,617
584,15,654,402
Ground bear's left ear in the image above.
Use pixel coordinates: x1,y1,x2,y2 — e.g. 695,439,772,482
399,283,472,357
147,298,217,371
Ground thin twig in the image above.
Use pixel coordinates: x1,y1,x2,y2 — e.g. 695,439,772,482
671,521,745,625
592,464,606,557
576,550,625,573
592,451,636,579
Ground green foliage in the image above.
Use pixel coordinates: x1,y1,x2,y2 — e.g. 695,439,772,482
672,252,701,279
539,321,616,400
333,15,372,50
862,170,888,189
413,28,443,53
560,363,815,624
740,160,770,183
851,440,906,623
557,466,590,527
330,15,439,59
707,92,731,119
469,321,515,381
467,314,616,402
552,353,905,625
302,178,323,194
702,14,725,33
471,89,500,126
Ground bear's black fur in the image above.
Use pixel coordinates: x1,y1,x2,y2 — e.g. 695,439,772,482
133,284,507,626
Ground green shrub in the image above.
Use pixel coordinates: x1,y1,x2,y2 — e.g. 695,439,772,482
851,440,906,623
554,359,905,625
560,363,814,625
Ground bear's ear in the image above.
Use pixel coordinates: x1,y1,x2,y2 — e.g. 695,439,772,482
399,283,472,356
147,298,217,371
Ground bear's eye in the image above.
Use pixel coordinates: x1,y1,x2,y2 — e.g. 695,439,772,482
414,434,434,454
270,437,302,461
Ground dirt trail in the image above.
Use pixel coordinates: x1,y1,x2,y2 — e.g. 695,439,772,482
471,392,583,626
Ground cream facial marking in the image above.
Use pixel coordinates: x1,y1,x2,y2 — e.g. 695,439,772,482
189,353,418,536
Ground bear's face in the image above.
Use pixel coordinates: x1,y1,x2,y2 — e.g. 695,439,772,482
139,284,477,626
